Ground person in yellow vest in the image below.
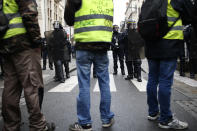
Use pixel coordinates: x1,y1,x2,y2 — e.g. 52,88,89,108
0,0,54,130
145,0,194,129
64,0,114,130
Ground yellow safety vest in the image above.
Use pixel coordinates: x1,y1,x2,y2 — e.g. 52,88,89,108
74,0,113,43
163,0,183,40
2,0,26,39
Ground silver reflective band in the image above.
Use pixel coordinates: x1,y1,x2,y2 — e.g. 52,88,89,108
6,13,21,20
171,26,183,31
75,14,113,22
9,23,25,29
75,26,113,34
168,17,178,22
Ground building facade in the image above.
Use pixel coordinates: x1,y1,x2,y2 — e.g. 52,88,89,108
36,0,67,37
125,0,144,25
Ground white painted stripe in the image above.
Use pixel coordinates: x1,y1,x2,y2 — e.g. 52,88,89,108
48,76,78,92
94,74,117,92
131,78,147,92
43,74,50,79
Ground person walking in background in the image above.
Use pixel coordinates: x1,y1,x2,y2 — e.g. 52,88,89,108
111,25,125,75
48,21,66,83
64,0,115,130
123,20,144,82
62,30,72,79
42,38,53,70
0,0,54,130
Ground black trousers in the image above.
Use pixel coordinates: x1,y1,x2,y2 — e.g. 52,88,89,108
112,48,124,72
42,49,53,68
54,60,64,81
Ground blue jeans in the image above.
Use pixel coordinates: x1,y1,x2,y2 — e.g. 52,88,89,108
147,59,177,123
76,50,114,125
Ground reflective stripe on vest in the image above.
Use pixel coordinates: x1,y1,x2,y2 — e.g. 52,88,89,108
74,0,113,43
3,0,26,39
163,0,183,40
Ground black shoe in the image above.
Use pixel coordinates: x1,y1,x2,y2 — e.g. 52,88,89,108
137,77,142,82
50,67,53,70
93,74,97,78
42,67,46,70
66,74,70,78
180,73,185,77
69,122,92,131
113,71,117,75
125,75,133,80
190,74,195,79
45,122,56,131
121,71,125,75
102,117,115,128
60,79,65,83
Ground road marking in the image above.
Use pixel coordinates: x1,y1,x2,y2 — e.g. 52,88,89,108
43,74,50,79
131,78,147,92
174,71,197,87
48,76,78,92
93,74,117,92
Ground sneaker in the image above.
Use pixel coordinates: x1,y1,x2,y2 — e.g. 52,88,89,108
45,122,56,131
125,75,133,80
69,122,92,131
147,113,159,121
102,118,115,128
158,118,188,129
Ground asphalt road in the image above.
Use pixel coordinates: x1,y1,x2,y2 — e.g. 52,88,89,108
0,52,197,131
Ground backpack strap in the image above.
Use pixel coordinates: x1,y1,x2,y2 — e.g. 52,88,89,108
168,15,181,31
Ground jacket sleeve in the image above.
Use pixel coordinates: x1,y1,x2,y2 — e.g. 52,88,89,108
64,0,82,26
171,0,194,25
16,0,41,47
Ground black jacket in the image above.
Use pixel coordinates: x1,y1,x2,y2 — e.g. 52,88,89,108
111,32,125,51
64,0,110,51
145,0,193,59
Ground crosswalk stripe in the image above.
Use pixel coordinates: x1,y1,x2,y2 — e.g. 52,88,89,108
131,78,147,92
93,74,117,92
48,76,78,92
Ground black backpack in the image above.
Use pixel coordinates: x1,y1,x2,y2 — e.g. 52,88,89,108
0,0,9,38
138,0,178,41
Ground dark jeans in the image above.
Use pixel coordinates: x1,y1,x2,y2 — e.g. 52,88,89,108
147,59,177,123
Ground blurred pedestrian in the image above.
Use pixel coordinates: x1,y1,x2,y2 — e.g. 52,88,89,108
49,21,66,83
111,25,125,75
123,20,144,82
64,0,115,130
62,30,72,79
42,38,54,70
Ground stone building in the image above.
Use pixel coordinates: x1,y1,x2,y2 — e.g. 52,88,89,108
36,0,66,37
